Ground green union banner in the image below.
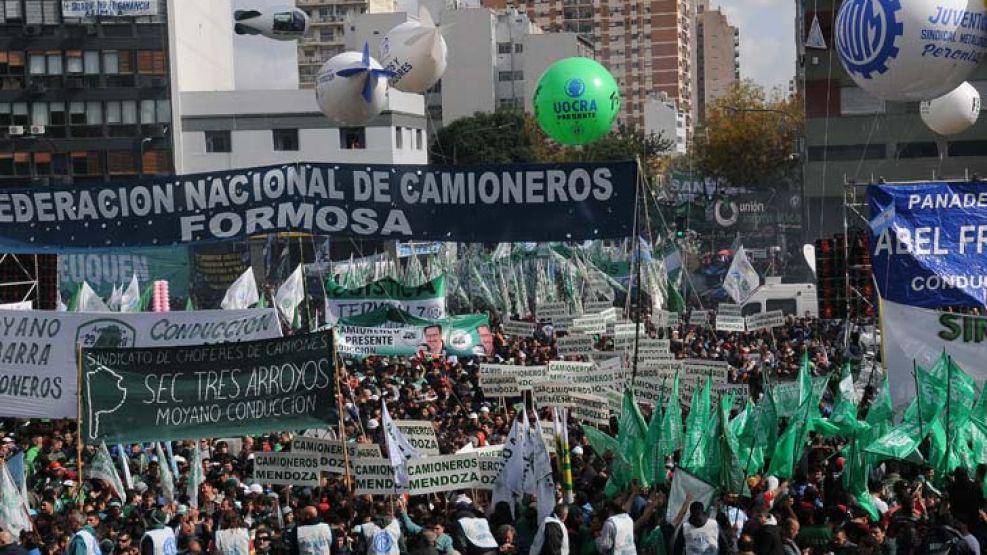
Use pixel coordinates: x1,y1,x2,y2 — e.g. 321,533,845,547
80,331,336,444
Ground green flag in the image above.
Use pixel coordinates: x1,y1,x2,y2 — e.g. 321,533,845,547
643,388,666,485
863,420,926,462
581,424,619,458
659,373,684,461
767,420,799,480
666,274,685,313
155,443,175,502
831,364,869,437
608,390,648,493
928,352,977,406
718,394,745,494
903,366,947,426
680,377,712,479
86,443,126,502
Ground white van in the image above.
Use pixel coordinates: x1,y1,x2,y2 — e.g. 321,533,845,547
741,277,819,318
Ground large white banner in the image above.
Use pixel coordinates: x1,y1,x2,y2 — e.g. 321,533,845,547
62,0,158,17
882,298,987,411
0,308,281,419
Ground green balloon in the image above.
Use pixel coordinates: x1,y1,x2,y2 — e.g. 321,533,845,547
533,57,621,145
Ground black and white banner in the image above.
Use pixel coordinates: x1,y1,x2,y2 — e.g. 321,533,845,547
0,162,636,252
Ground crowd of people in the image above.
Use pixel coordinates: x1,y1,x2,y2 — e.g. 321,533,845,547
0,308,978,555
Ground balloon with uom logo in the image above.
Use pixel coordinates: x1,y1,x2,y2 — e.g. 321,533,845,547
835,0,987,102
533,57,620,145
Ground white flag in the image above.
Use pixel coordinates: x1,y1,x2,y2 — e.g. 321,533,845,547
120,273,141,313
666,468,716,524
805,14,827,49
723,246,760,304
525,414,556,524
0,463,31,538
275,265,305,324
187,443,204,509
156,443,175,502
87,442,126,501
382,400,421,488
56,292,67,312
107,284,123,311
117,444,134,490
75,281,110,312
221,268,259,310
491,412,528,516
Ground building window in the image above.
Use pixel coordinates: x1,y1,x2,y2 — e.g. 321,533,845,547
122,100,138,124
498,71,513,82
84,51,100,74
340,127,365,149
105,101,122,124
273,128,299,151
66,51,83,73
31,102,48,126
85,101,102,125
140,100,155,123
948,140,987,157
156,99,171,123
497,43,512,54
205,131,232,153
415,129,423,150
49,102,65,125
394,126,403,149
28,53,45,75
807,144,885,162
514,43,523,53
896,142,938,159
102,51,119,74
68,102,85,125
47,54,62,75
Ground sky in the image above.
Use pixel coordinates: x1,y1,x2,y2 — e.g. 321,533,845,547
717,0,797,94
230,0,798,93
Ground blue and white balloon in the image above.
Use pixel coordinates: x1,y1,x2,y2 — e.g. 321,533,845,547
315,45,394,126
836,0,987,102
379,8,448,93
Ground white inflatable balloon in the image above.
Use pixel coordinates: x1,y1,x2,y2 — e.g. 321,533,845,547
921,81,981,135
234,7,309,41
379,8,447,93
315,46,391,126
836,0,987,102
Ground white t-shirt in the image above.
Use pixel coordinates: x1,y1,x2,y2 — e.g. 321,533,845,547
871,494,889,515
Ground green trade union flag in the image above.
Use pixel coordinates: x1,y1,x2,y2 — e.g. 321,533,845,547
81,331,336,444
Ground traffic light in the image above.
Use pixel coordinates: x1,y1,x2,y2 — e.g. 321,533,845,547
674,216,686,238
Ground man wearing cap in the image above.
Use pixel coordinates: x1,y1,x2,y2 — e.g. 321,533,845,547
141,509,178,555
287,505,332,555
65,510,101,555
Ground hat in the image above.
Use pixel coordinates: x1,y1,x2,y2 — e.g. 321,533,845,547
249,484,264,495
173,455,186,464
571,446,583,456
367,419,380,430
109,501,122,508
1,437,13,444
469,412,478,419
767,476,779,491
63,480,76,487
479,406,490,413
371,394,380,401
454,494,472,506
177,505,189,515
282,506,293,516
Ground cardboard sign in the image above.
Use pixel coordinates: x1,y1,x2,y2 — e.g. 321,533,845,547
352,457,403,495
632,377,669,407
572,314,607,334
395,421,440,456
536,302,569,321
583,300,614,314
716,315,747,332
547,360,594,381
474,446,505,490
531,380,592,408
745,310,785,331
557,334,594,356
478,370,520,397
502,320,536,337
406,454,480,495
291,437,381,474
688,310,709,326
571,393,611,426
682,359,730,384
253,453,321,486
717,303,743,317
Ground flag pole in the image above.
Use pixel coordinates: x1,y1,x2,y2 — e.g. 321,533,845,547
912,360,924,445
630,158,644,385
75,343,85,500
298,237,314,329
946,353,953,474
333,337,354,495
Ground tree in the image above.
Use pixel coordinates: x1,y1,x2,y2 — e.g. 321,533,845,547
561,124,672,181
692,80,803,188
429,110,538,164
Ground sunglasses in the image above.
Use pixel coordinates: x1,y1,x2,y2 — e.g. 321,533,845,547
258,537,271,542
